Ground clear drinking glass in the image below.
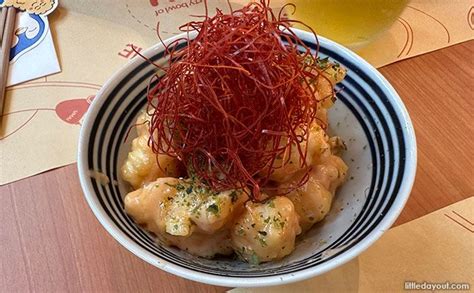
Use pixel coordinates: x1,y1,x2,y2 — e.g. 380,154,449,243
276,0,408,49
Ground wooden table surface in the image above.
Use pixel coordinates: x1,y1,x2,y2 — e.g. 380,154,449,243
1,40,473,292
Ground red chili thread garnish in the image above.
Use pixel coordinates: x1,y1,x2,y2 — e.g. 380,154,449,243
146,0,334,201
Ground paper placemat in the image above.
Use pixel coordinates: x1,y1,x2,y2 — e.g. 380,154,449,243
1,0,473,185
231,196,474,292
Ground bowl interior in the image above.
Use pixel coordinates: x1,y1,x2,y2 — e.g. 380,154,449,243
78,30,415,286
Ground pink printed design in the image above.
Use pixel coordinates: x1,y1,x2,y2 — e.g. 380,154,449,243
150,0,176,7
55,95,95,125
1,95,96,141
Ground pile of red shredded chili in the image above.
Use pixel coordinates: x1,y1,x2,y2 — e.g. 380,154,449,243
146,0,330,200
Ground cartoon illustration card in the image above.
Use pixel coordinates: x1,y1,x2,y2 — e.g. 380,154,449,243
1,0,60,86
0,0,58,15
7,11,60,86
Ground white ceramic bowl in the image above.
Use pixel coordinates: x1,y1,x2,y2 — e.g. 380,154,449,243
78,29,416,287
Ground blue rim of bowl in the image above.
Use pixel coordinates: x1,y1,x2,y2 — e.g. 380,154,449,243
78,29,417,287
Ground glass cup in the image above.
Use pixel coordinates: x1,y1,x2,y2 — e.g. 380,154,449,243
275,0,408,50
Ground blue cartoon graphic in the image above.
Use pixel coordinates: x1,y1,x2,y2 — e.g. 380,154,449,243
10,12,48,62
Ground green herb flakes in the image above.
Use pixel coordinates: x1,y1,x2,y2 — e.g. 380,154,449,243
230,191,238,203
258,237,267,247
268,200,275,208
206,203,219,215
186,185,193,194
175,183,185,191
316,57,329,69
250,252,260,265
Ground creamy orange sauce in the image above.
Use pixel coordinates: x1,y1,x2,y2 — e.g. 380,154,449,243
121,63,348,264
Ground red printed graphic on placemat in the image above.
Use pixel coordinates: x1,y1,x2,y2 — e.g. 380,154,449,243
55,96,95,125
118,44,143,59
1,79,101,141
150,0,176,7
1,95,96,140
